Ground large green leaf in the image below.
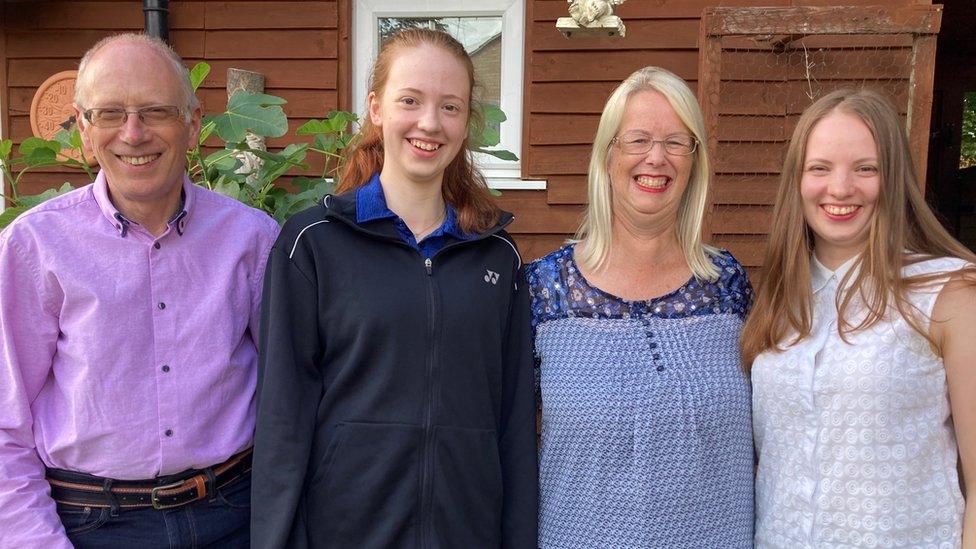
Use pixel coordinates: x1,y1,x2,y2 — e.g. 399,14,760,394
0,206,28,229
52,129,73,150
204,149,240,169
325,110,359,125
211,93,288,142
475,126,501,148
69,126,83,149
198,119,217,144
18,137,62,157
271,185,332,224
16,147,61,169
474,148,519,162
18,182,75,208
296,119,336,135
213,177,241,200
310,134,337,154
189,62,211,92
481,103,507,124
257,143,308,184
297,111,358,136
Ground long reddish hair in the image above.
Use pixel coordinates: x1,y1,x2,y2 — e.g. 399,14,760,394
337,29,501,234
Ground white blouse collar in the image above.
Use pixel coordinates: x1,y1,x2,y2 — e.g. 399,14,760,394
811,253,860,294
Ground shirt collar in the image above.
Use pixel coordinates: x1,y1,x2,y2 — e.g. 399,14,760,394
811,252,860,294
355,172,468,240
93,171,193,238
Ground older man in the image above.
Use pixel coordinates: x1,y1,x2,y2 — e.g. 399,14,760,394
0,34,279,547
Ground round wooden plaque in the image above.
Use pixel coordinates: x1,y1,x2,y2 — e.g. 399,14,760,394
29,70,96,165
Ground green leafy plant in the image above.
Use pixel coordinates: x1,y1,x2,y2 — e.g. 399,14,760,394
962,91,976,169
0,128,93,227
1,61,518,229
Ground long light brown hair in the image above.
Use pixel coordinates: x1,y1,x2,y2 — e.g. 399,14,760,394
741,88,976,367
336,28,500,234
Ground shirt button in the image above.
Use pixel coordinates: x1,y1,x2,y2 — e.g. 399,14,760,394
161,365,170,373
153,242,161,250
656,365,665,372
653,354,661,360
164,429,173,437
649,342,658,349
157,302,166,310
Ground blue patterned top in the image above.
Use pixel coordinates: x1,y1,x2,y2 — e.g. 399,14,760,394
526,244,755,549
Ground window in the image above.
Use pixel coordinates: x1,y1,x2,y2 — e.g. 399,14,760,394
352,0,544,189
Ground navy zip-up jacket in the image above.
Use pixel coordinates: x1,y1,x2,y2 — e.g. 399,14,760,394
251,190,539,548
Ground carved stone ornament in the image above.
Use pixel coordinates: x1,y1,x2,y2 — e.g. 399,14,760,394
29,70,96,165
557,0,627,38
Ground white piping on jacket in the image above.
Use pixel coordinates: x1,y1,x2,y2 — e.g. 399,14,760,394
289,220,330,259
490,232,522,290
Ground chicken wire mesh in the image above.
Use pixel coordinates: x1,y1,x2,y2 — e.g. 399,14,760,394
711,34,914,272
697,6,940,277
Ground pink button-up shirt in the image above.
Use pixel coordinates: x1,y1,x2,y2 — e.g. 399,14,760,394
0,172,279,547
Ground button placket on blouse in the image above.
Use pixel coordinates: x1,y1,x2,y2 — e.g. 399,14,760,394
803,274,842,541
638,311,665,372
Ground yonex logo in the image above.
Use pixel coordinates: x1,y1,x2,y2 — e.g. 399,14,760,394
484,270,500,285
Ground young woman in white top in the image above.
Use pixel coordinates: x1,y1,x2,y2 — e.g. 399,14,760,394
743,88,976,548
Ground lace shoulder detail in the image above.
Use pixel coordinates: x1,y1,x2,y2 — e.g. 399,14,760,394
525,245,574,330
526,245,753,329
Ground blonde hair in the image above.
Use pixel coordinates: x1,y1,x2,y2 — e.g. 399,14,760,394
575,66,719,280
741,88,976,367
75,33,199,114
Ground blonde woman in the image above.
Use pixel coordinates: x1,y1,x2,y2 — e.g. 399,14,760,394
525,66,754,548
744,88,976,548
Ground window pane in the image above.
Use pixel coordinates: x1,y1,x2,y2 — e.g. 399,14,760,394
378,17,503,111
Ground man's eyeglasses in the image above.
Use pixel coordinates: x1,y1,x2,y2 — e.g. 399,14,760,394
611,131,698,156
82,106,184,128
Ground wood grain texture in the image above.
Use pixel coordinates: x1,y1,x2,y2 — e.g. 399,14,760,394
703,5,941,36
203,30,338,59
532,50,698,82
514,234,572,262
203,2,337,29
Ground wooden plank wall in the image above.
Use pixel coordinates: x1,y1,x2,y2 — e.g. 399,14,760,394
1,0,344,196
509,0,931,264
1,0,934,267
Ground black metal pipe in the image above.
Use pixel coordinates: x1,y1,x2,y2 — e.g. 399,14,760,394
143,0,170,43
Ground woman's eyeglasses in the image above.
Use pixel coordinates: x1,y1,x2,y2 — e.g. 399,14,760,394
611,131,698,156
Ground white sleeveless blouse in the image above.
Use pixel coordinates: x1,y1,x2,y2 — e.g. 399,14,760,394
753,255,967,549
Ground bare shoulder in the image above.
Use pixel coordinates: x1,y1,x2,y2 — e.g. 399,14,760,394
930,267,976,355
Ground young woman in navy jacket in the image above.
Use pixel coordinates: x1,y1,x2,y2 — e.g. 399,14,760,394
251,29,538,548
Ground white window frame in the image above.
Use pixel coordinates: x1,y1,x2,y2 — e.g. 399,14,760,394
352,0,545,190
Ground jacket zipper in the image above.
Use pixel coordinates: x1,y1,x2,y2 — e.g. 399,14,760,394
420,256,435,548
320,201,516,545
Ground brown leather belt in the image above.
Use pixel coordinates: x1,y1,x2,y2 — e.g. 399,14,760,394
47,448,252,511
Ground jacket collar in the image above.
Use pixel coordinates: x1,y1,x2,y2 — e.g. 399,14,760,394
322,185,514,243
355,173,469,242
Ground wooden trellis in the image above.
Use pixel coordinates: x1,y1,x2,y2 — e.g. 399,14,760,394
696,5,943,264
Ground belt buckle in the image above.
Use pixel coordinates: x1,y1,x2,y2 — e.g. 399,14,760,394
150,480,189,510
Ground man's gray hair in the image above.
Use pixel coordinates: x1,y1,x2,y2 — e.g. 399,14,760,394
74,33,200,114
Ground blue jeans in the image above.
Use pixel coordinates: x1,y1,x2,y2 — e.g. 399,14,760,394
55,472,250,548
